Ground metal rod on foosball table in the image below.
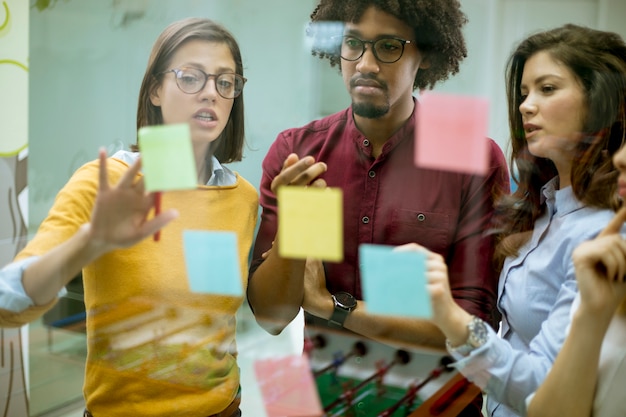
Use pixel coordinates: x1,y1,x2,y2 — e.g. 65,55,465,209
377,356,454,417
313,341,367,378
323,349,411,414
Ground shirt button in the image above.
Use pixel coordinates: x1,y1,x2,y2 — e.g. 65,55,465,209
362,216,370,224
417,213,426,222
363,139,370,147
368,170,376,178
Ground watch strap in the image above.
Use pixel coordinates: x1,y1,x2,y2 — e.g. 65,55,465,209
446,316,489,356
328,307,350,328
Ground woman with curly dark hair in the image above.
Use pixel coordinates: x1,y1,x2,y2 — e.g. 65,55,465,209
249,2,509,414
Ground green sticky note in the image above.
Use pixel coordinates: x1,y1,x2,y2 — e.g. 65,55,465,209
138,124,197,192
359,244,432,318
277,187,343,262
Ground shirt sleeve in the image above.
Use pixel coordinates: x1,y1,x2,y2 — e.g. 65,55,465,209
0,257,68,312
449,271,578,416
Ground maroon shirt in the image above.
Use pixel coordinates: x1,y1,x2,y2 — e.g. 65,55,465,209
250,104,510,325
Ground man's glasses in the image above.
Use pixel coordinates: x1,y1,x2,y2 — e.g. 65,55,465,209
337,36,413,64
162,67,246,99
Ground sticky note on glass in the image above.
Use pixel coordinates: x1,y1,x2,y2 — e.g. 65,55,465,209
277,187,343,262
415,92,489,175
359,244,432,318
254,355,323,417
138,123,197,192
183,230,243,296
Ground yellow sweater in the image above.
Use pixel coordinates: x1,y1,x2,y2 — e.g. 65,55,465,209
15,157,258,416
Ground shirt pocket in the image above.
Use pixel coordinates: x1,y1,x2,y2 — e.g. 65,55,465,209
384,209,451,253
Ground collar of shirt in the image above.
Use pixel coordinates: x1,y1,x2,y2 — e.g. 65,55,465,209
540,176,584,217
111,150,236,186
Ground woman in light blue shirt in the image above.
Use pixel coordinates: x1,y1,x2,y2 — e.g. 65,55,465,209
400,24,626,417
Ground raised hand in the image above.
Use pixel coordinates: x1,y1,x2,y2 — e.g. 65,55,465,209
87,149,178,253
394,243,470,336
270,153,328,194
302,257,331,318
572,206,626,318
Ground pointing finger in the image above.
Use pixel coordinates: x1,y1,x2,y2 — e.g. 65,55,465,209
599,206,626,237
98,148,109,192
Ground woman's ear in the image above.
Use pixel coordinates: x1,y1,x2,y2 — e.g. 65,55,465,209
150,86,162,107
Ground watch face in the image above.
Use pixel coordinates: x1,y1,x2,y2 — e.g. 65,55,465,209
334,292,357,309
469,317,489,346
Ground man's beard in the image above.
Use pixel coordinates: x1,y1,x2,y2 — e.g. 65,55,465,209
352,101,390,119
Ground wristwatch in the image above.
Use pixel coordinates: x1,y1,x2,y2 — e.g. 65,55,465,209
328,291,357,328
446,315,489,356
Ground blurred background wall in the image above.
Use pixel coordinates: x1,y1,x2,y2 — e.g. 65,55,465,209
28,0,626,231
1,1,625,415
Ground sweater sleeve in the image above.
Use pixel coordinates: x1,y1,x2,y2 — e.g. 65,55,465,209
4,158,125,326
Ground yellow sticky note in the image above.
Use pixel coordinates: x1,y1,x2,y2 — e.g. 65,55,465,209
277,187,343,262
138,124,197,192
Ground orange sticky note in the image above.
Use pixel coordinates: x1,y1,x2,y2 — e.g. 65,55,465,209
277,187,343,262
254,355,323,417
415,92,489,175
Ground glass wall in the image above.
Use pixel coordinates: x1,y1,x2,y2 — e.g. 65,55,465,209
2,0,624,415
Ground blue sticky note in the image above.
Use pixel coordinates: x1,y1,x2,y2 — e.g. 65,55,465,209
359,244,432,318
183,230,243,296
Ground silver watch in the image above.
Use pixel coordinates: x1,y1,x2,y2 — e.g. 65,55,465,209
446,315,488,356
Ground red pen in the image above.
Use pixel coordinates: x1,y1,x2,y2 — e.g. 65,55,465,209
153,191,162,241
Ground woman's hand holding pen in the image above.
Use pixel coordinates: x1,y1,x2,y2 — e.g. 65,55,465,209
572,206,626,320
86,149,178,254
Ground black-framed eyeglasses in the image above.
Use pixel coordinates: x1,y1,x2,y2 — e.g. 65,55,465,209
337,35,413,64
161,67,246,99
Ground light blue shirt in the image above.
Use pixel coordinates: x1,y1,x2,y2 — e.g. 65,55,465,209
449,177,616,417
0,150,236,313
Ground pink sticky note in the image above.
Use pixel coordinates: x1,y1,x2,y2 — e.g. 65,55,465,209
254,355,323,417
415,92,489,175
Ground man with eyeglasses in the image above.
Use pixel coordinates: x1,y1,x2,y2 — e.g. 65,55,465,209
248,2,509,413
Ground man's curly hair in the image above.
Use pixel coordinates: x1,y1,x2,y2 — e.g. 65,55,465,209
307,0,468,90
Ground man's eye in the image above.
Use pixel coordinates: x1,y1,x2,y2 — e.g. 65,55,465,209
344,38,361,49
379,42,399,51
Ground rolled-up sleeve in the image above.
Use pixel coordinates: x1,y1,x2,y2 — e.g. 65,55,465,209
0,256,66,312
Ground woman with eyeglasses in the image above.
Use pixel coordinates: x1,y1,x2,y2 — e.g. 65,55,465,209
5,17,257,416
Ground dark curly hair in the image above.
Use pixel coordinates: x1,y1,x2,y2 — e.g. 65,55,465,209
494,24,626,263
306,0,468,90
